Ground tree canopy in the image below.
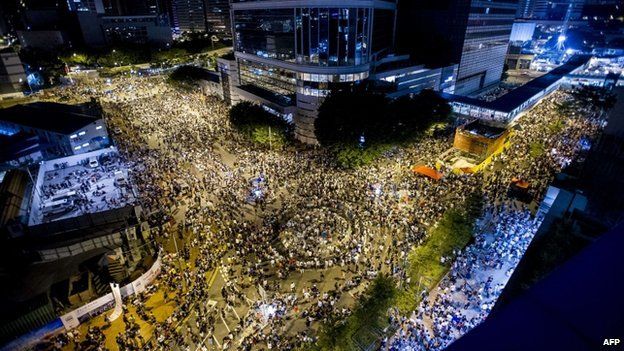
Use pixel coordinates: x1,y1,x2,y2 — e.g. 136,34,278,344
315,274,397,351
315,89,451,146
167,65,214,90
395,188,483,313
229,101,292,148
570,86,617,111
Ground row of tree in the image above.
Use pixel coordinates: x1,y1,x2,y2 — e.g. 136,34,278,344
59,43,224,69
314,274,397,351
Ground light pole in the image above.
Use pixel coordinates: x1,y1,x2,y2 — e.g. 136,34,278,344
268,126,272,151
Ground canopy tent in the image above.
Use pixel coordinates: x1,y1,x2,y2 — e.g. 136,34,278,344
511,177,530,189
412,165,443,180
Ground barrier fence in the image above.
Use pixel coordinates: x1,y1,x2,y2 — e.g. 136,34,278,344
1,251,162,351
60,252,162,330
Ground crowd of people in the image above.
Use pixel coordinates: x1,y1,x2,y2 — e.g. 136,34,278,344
37,73,608,351
384,208,540,350
384,89,607,350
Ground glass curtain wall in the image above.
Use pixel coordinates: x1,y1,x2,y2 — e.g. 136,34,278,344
234,8,371,66
235,9,297,61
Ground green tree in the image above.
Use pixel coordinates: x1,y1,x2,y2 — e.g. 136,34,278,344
316,274,397,351
229,101,292,147
396,201,478,313
315,89,388,146
315,89,450,168
571,86,617,111
316,89,450,146
167,65,212,90
18,48,65,86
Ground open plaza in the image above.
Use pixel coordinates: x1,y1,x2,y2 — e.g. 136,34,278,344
14,69,605,351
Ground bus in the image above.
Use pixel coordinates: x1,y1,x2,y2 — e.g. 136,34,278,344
42,198,74,217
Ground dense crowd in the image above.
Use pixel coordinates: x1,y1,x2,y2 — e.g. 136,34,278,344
384,89,606,350
40,74,607,351
384,208,540,350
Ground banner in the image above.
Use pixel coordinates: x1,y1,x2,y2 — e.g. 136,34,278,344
108,283,123,322
59,251,163,330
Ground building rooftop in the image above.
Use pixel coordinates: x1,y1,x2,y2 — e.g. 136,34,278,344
28,147,136,226
444,55,593,113
446,224,624,351
460,120,508,139
0,102,101,135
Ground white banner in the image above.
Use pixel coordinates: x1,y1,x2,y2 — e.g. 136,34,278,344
108,283,123,322
60,251,163,330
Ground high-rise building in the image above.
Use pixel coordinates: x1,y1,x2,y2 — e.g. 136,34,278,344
222,0,399,143
102,0,162,16
100,15,172,46
66,0,105,14
533,0,585,21
516,0,536,18
171,0,206,33
398,0,518,95
0,48,27,98
204,0,230,36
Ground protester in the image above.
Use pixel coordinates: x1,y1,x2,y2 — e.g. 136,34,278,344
43,75,604,351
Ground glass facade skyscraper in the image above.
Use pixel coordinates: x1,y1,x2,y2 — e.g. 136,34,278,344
226,0,397,143
398,0,517,95
171,0,206,32
234,7,372,66
204,0,231,36
457,0,517,94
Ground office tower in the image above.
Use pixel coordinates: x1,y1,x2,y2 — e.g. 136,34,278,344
66,0,105,14
0,49,27,97
204,0,230,36
517,0,536,18
102,0,162,16
533,0,585,21
171,0,206,33
398,0,518,95
223,0,398,143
